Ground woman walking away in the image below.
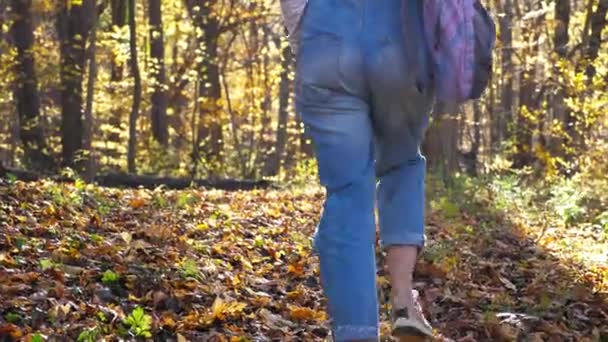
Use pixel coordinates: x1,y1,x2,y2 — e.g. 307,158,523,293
280,0,495,339
281,0,434,340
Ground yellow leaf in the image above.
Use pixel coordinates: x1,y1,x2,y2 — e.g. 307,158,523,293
0,253,16,267
210,297,247,322
120,232,132,245
289,305,323,321
160,314,177,328
287,262,305,277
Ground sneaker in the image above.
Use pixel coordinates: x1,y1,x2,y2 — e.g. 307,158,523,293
391,292,433,338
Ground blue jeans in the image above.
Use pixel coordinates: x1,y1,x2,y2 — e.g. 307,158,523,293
294,0,435,340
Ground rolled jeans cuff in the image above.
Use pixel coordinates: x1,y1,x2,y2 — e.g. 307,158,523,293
333,325,378,341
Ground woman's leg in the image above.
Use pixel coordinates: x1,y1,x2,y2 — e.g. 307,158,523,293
386,246,418,310
365,26,434,335
296,82,379,341
376,154,427,312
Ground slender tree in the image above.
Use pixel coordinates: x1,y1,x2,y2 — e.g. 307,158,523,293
127,0,142,173
584,0,608,82
83,1,99,181
149,0,168,146
550,0,570,158
185,0,223,170
106,0,126,163
514,0,543,168
57,0,94,168
423,103,460,182
267,36,292,177
494,0,513,149
11,0,52,170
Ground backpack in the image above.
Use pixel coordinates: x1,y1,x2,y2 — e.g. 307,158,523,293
405,0,497,103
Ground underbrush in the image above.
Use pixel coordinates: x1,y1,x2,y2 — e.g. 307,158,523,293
426,165,608,285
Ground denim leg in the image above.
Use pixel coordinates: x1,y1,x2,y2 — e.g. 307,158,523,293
376,153,427,248
296,85,379,341
366,38,434,250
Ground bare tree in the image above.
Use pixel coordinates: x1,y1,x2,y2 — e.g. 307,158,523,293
127,0,142,173
57,0,95,168
185,0,223,173
149,0,168,146
266,35,293,177
83,1,100,181
11,0,52,170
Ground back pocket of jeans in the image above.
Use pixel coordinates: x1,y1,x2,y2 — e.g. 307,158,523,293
295,34,343,104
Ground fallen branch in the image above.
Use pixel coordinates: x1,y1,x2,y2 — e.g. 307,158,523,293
0,165,273,191
95,172,272,190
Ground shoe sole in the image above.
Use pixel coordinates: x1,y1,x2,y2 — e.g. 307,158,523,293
392,324,432,341
392,327,429,338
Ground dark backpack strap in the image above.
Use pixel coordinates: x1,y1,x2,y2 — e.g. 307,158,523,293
402,0,433,94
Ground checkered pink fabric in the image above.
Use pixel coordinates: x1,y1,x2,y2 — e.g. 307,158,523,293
422,0,495,102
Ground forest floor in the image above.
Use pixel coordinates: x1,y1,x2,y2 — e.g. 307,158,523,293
0,178,606,341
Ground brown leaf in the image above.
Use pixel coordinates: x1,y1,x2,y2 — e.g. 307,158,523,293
0,284,31,296
416,261,447,279
0,324,23,338
129,197,147,209
498,276,517,291
153,291,169,308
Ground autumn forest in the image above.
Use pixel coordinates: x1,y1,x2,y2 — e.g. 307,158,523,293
0,0,607,341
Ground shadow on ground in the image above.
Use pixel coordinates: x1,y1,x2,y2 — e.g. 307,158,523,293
379,199,608,341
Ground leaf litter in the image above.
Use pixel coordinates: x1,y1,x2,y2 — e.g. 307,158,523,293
0,179,606,341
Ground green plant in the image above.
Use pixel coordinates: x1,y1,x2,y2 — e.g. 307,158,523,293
123,307,152,338
77,328,99,342
31,333,44,342
39,258,57,271
179,258,200,279
96,311,107,322
90,234,104,244
4,312,22,323
101,270,119,285
547,179,586,226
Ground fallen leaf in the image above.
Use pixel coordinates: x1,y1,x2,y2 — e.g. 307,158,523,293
499,276,517,291
120,231,132,244
129,197,146,209
0,324,23,338
288,305,325,321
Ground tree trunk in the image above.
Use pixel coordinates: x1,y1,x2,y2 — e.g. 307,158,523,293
148,0,168,146
58,0,94,168
185,0,223,170
494,0,513,149
127,0,142,173
11,0,52,170
258,27,274,177
106,0,126,167
83,3,98,182
550,0,570,159
463,101,482,176
514,2,542,169
423,103,460,181
267,39,292,177
584,0,608,82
